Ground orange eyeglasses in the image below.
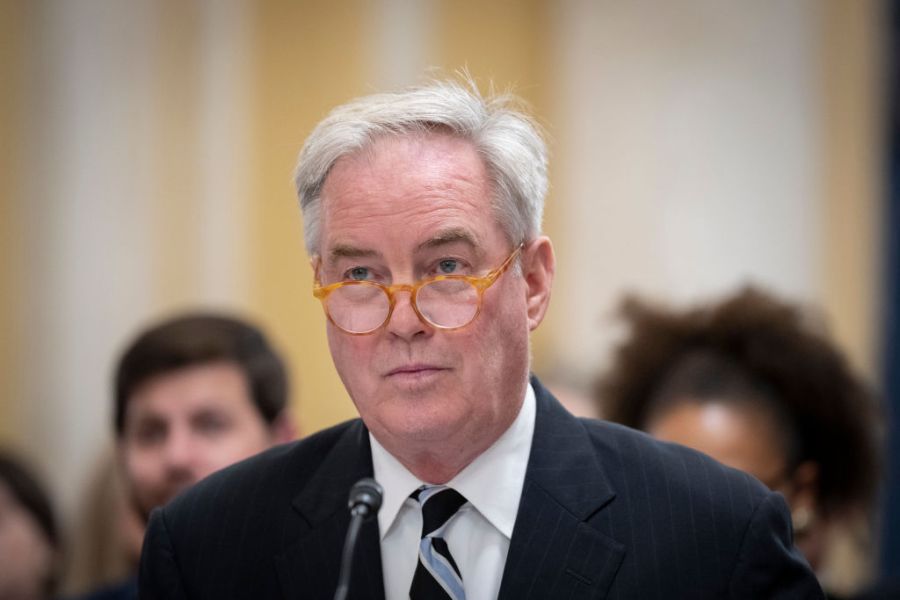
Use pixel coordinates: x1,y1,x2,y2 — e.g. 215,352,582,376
313,244,523,335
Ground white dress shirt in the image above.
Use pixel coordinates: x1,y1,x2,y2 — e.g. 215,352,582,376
370,383,536,600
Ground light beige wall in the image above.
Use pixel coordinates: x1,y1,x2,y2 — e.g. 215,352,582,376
821,0,884,381
541,0,883,397
0,0,30,446
546,0,826,386
818,4,885,588
1,0,262,532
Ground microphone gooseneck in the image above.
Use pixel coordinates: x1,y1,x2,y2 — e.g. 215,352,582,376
334,478,384,600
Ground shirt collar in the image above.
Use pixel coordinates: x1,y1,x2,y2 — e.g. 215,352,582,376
370,382,536,540
371,434,425,540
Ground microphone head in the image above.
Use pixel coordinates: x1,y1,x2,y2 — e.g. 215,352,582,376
348,478,383,520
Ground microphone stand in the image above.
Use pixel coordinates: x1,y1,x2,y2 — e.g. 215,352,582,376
334,478,383,600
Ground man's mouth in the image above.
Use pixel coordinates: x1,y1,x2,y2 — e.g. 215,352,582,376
385,364,448,378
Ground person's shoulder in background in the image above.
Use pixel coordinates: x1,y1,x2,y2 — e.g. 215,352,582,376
63,576,136,600
849,576,900,600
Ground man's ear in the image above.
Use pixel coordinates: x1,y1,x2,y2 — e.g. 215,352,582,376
522,236,555,331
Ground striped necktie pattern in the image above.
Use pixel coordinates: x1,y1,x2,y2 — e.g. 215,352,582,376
409,485,468,600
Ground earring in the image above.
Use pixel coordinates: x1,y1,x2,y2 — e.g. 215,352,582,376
792,506,814,535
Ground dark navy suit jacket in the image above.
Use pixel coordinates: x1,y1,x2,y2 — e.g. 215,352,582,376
139,377,823,599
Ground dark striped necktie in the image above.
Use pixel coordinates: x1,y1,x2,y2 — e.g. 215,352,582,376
409,485,468,600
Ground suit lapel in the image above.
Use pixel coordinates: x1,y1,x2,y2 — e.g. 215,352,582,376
499,378,625,600
273,421,386,600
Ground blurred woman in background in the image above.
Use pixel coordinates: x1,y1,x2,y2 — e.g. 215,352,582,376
0,451,63,600
595,286,883,598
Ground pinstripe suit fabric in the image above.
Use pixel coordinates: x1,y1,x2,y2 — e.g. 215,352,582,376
139,377,823,599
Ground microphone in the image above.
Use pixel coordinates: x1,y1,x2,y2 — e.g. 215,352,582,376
348,478,383,519
334,478,383,600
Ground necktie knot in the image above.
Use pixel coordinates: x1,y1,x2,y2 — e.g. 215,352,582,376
412,486,468,537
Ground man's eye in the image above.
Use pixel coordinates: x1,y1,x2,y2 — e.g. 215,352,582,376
346,267,370,281
133,422,166,446
437,259,459,274
194,413,230,435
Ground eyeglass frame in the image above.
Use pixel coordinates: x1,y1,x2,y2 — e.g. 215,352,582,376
312,243,525,335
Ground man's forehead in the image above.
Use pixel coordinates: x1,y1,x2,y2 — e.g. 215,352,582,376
315,131,502,262
323,227,485,265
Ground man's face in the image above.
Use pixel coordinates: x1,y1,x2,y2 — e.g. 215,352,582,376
120,362,277,520
316,132,548,465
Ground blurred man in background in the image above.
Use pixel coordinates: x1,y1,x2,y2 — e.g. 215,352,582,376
73,313,296,600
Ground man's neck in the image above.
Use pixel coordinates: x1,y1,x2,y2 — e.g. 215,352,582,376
376,398,528,483
379,434,495,484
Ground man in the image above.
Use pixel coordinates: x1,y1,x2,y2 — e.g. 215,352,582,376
140,81,823,598
77,313,295,599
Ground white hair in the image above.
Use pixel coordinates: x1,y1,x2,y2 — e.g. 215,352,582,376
294,79,548,255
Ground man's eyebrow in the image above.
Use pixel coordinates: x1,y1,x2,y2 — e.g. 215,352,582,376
416,229,480,252
326,244,380,265
129,414,165,428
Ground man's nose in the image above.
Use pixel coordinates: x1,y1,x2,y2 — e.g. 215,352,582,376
385,288,431,340
161,428,198,478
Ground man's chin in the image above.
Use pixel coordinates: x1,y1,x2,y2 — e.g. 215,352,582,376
382,408,468,445
134,499,155,524
134,489,190,521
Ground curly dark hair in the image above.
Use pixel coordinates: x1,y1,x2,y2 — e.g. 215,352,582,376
595,285,882,519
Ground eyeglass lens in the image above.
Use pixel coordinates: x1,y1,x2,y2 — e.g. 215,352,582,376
326,278,480,333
